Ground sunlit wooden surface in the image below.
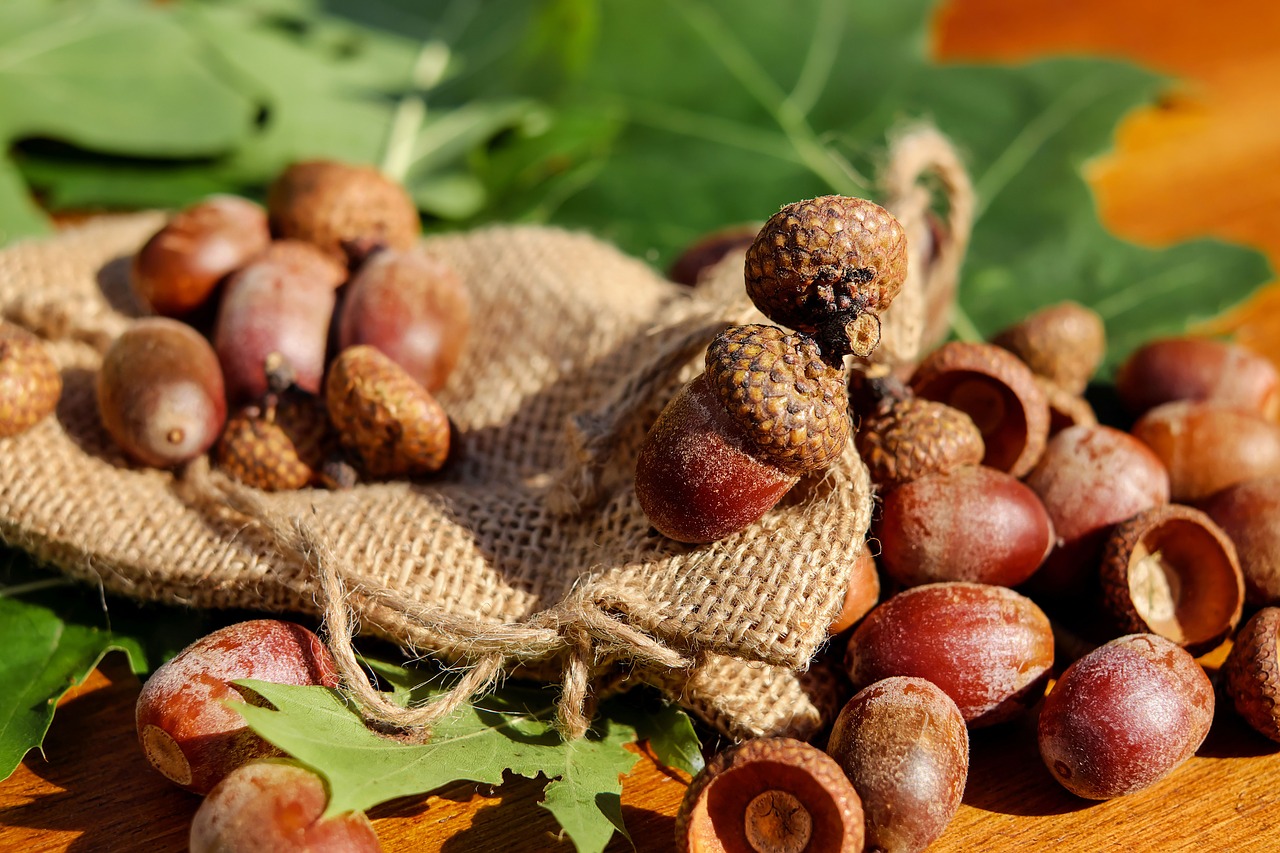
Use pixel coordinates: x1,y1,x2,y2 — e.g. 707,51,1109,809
3,2,1280,850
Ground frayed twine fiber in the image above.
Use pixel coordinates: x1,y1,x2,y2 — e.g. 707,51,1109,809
0,125,973,741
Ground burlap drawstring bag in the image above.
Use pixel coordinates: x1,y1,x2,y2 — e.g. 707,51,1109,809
0,126,972,741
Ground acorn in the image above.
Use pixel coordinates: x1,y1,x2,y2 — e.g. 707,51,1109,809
745,196,907,359
132,195,271,319
991,301,1106,396
325,345,451,478
0,322,61,437
267,160,420,266
634,324,851,544
215,390,333,491
854,397,984,488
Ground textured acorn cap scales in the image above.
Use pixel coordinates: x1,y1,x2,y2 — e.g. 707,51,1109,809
0,322,61,437
745,196,907,358
215,392,333,491
992,301,1106,396
705,324,851,475
1222,607,1280,742
855,397,984,487
677,736,865,853
325,345,450,478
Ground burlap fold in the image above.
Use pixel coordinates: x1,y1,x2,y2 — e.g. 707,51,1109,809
0,127,971,739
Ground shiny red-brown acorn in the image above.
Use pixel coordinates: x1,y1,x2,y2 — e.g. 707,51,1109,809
635,324,851,544
745,196,907,359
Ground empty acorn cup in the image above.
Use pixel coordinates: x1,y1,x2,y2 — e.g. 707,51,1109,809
1098,504,1244,656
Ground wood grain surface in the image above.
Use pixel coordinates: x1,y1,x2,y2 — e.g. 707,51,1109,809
5,1,1280,851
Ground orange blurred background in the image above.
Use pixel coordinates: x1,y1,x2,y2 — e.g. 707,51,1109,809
935,0,1280,364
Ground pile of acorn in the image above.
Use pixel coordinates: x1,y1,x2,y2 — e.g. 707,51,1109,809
105,159,471,488
661,199,1280,852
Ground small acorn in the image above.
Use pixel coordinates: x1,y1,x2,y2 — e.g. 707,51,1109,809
325,345,451,478
991,301,1106,396
267,160,420,266
635,324,851,544
132,195,271,319
215,390,333,492
854,397,984,488
0,322,61,437
745,196,907,359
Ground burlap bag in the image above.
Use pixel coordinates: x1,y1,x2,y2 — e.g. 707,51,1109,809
0,127,970,740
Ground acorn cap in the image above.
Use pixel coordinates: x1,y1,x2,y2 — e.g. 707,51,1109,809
1222,607,1280,743
677,736,865,853
855,397,985,488
910,341,1050,478
267,160,420,266
1098,504,1244,656
745,196,907,355
325,345,450,478
0,322,61,437
215,393,332,491
705,324,850,476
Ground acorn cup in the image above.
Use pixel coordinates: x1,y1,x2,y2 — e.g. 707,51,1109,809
1098,504,1244,656
634,324,851,544
745,195,907,360
909,341,1050,478
854,397,985,489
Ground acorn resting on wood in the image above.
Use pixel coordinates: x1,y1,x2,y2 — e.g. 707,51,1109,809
635,324,850,543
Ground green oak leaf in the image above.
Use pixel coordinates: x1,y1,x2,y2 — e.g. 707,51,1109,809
234,679,637,853
0,553,215,780
235,673,701,853
490,0,1271,369
0,0,256,238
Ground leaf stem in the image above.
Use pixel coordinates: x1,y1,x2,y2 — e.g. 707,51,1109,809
381,41,451,182
785,0,846,118
0,577,74,598
672,0,869,195
949,303,984,342
972,72,1112,223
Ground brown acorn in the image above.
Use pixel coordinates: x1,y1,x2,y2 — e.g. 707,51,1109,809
132,195,271,318
745,196,907,359
635,324,851,543
991,301,1106,396
268,160,420,266
854,397,984,488
215,391,333,491
325,345,450,478
0,323,61,437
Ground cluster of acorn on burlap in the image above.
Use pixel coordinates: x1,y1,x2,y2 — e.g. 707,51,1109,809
101,160,470,490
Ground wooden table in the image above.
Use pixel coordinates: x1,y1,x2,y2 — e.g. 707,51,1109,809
4,1,1280,850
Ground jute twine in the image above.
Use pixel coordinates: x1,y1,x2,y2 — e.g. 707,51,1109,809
0,126,972,741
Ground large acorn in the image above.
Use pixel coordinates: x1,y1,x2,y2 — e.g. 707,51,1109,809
635,324,850,543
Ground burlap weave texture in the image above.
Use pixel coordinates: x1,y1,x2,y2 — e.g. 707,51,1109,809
0,213,871,738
